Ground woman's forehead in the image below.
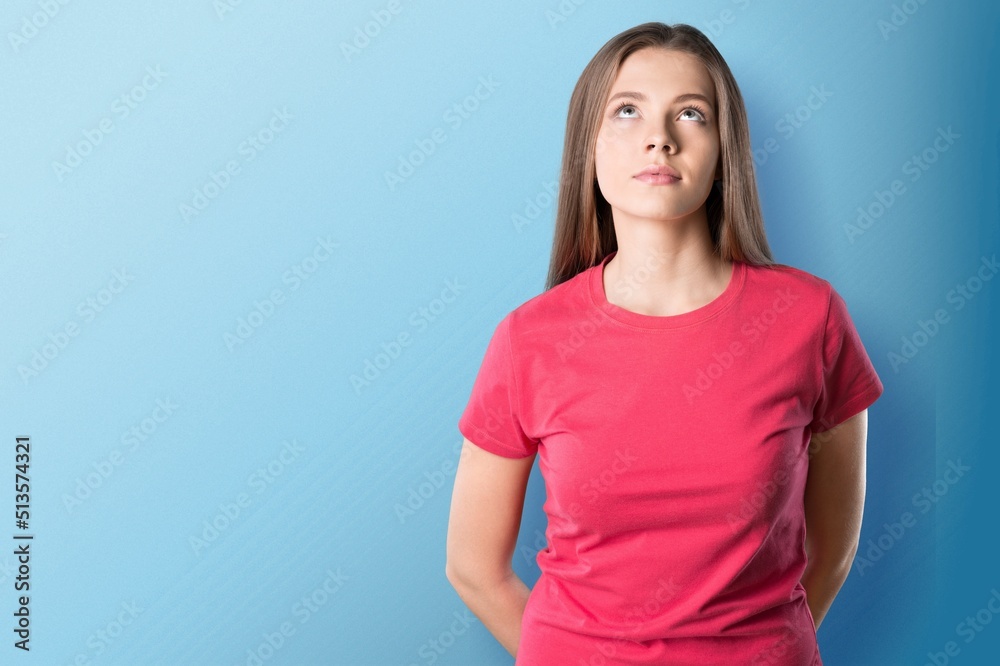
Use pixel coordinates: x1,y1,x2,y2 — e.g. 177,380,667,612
610,49,715,105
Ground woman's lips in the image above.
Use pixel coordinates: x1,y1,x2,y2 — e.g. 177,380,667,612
635,164,681,184
634,173,681,185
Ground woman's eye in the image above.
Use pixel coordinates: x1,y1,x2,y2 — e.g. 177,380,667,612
614,103,706,122
615,104,637,118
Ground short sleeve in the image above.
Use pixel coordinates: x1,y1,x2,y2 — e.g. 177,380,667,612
808,285,885,435
458,312,539,459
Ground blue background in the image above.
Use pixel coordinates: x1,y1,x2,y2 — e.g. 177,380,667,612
1,1,997,664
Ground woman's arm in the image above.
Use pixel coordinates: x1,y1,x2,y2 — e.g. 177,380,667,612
800,409,868,630
445,437,536,657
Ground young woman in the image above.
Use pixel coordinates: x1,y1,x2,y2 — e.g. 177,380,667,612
446,22,883,666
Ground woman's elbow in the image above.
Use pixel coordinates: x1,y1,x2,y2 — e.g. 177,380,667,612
805,535,860,574
446,551,514,595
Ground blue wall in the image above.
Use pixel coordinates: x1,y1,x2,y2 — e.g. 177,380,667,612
1,1,997,664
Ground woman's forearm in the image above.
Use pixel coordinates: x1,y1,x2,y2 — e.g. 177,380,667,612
449,570,531,657
800,554,854,630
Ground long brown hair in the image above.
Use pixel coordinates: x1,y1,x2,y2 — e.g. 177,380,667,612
545,22,774,291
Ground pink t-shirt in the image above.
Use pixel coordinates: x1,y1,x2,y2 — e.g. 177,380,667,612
458,250,884,666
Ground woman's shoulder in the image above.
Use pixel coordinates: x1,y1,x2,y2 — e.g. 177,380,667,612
747,259,828,282
744,260,835,295
740,260,839,322
503,265,597,334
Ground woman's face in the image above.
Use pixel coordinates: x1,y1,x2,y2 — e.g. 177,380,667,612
594,48,721,226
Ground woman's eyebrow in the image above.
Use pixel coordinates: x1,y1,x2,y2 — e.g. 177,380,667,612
606,91,714,108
